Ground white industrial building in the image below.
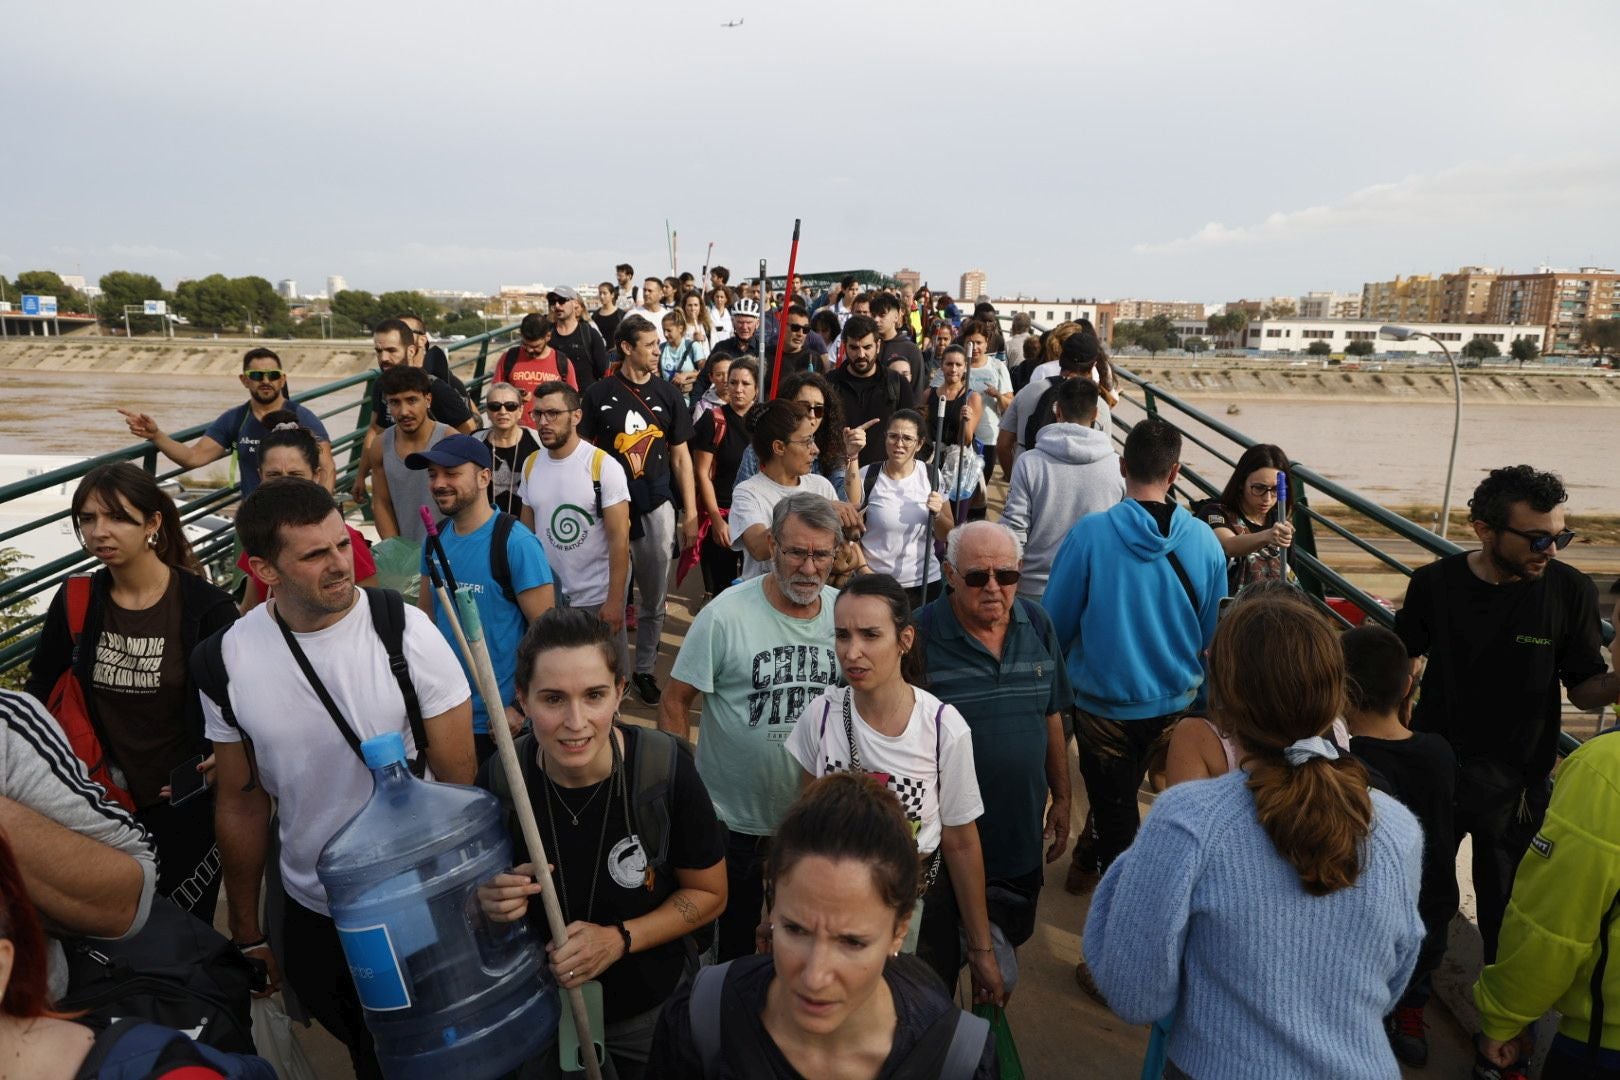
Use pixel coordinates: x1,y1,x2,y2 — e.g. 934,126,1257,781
1240,318,1543,357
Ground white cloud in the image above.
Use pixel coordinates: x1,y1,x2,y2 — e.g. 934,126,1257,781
1133,156,1620,255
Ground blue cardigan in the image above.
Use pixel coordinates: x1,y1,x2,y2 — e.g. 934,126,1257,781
1084,770,1424,1079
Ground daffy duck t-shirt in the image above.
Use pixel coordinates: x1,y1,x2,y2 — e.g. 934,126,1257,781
578,373,693,532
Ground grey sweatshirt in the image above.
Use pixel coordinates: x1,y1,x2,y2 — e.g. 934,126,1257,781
0,690,158,998
1001,422,1126,599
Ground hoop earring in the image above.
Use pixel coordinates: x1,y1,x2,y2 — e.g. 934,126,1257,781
146,532,159,549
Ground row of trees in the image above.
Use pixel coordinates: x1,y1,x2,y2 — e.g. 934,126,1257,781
3,268,500,339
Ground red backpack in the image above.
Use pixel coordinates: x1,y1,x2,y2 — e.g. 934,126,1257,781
45,575,137,812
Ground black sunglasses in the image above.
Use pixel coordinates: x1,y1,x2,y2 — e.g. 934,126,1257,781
1498,525,1575,553
959,568,1021,588
245,369,284,381
487,401,522,412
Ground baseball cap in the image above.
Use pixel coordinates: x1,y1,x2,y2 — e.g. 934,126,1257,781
404,434,492,471
546,285,581,304
731,297,761,317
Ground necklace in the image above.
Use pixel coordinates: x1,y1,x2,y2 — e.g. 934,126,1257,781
542,731,630,924
543,768,609,826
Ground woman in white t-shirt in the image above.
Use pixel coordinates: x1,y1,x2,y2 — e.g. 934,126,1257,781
728,398,839,579
856,410,946,608
785,575,1004,1007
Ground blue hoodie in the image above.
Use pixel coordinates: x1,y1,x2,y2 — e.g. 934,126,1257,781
1041,499,1227,720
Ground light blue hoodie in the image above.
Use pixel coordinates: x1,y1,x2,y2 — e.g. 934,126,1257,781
1041,499,1227,720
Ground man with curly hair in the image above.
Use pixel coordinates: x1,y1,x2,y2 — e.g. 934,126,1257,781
1395,465,1617,969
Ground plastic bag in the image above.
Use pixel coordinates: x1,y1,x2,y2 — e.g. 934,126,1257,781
972,1003,1024,1080
250,995,319,1080
368,538,422,602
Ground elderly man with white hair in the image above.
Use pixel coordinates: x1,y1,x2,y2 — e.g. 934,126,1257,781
911,520,1074,993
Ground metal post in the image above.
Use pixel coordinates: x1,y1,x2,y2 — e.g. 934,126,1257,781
1427,334,1462,540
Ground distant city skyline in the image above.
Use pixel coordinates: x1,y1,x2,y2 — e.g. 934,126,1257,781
2,1,1615,302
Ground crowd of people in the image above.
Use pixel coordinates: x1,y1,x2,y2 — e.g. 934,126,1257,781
2,264,1617,1079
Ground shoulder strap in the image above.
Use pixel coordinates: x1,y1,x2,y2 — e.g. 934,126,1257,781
937,1009,992,1080
1165,550,1199,613
65,574,92,643
589,448,606,517
489,512,519,606
365,587,430,774
689,959,734,1076
857,462,881,512
75,1019,186,1080
629,725,680,875
496,346,516,385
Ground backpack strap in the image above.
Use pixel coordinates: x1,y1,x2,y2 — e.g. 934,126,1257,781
488,512,520,607
65,574,92,647
192,626,263,794
688,959,733,1076
936,1009,992,1080
496,346,517,386
1023,375,1065,449
364,587,430,773
857,462,881,512
1164,550,1199,614
628,725,680,879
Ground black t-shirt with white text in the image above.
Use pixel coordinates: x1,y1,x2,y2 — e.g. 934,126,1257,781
1394,553,1606,780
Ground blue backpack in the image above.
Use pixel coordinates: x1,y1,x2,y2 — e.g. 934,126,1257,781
73,1018,276,1080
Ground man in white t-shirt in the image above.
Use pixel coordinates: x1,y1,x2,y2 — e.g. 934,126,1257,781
518,380,632,671
660,493,844,962
203,479,475,1079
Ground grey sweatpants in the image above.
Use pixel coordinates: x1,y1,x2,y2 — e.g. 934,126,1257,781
628,501,675,676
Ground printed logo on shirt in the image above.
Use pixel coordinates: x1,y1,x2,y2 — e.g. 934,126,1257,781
748,645,838,731
822,755,925,838
93,632,166,692
608,834,649,889
547,503,596,551
613,409,664,480
1515,634,1553,647
1529,833,1555,859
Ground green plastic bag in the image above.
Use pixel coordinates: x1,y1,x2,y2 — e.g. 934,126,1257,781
368,537,422,603
972,1003,1024,1080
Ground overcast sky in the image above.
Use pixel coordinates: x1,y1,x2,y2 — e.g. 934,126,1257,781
3,0,1616,304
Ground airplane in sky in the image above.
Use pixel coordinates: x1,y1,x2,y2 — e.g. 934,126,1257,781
721,17,743,27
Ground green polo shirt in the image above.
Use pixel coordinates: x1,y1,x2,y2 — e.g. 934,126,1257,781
918,597,1072,878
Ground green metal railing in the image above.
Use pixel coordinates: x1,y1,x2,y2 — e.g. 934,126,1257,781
1109,365,1612,753
0,322,520,680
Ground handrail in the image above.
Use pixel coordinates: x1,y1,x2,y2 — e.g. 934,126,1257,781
0,321,522,681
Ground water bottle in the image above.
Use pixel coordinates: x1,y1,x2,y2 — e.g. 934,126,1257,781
318,733,559,1079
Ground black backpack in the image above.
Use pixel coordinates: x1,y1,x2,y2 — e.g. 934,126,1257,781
59,896,261,1056
1021,375,1065,450
435,511,526,608
192,587,430,786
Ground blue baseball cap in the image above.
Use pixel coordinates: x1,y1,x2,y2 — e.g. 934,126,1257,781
404,434,492,471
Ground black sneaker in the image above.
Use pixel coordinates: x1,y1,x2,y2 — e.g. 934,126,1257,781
632,673,662,705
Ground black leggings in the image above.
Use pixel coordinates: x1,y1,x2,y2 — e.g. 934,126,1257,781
283,895,383,1080
698,526,741,597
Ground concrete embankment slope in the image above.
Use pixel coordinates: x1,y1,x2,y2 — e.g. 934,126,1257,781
0,338,378,380
1127,360,1620,405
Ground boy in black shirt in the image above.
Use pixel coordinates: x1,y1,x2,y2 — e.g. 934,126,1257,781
1394,465,1617,966
1344,624,1456,1068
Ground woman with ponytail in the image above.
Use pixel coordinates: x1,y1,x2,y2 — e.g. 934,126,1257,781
1084,594,1424,1080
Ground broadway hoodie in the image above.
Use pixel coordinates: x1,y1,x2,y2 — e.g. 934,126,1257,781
1002,423,1125,599
1042,499,1227,720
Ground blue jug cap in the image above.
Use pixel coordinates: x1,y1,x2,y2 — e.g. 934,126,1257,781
362,732,408,770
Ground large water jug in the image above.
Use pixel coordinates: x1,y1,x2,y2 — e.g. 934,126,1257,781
318,732,559,1079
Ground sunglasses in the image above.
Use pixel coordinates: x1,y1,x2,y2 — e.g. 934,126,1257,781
788,324,810,333
1498,525,1576,553
487,401,522,412
245,369,284,381
959,568,1021,588
801,403,825,417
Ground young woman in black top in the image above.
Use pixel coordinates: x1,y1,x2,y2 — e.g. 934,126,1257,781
924,345,984,523
692,357,759,598
477,609,726,1079
1194,443,1295,594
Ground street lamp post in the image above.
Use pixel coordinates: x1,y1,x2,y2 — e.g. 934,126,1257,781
1380,325,1461,539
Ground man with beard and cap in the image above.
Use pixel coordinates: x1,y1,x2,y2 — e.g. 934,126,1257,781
120,347,334,496
545,284,609,391
408,434,554,764
659,493,844,961
1395,465,1617,968
517,380,632,673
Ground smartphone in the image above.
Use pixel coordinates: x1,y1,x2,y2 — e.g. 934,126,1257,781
169,755,208,806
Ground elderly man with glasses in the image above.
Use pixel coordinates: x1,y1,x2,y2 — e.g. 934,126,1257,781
660,492,845,962
911,519,1073,995
120,346,334,495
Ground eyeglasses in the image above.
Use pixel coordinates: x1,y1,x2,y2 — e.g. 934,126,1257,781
800,403,825,417
245,369,284,381
779,546,837,565
785,436,818,449
958,568,1021,588
488,401,522,412
1497,525,1576,553
533,408,573,423
886,433,918,445
1247,483,1279,498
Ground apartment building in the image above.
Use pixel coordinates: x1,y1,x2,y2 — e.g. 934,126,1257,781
1360,275,1443,323
1486,267,1620,353
1438,266,1498,323
1115,298,1206,320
